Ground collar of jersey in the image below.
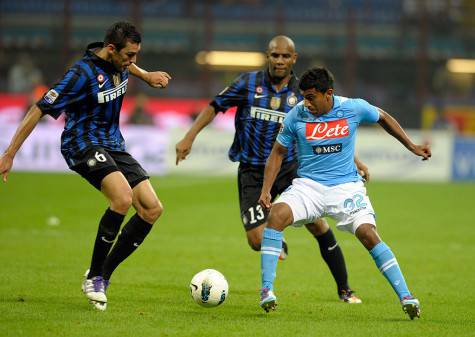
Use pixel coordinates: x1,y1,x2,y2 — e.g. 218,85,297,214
263,70,297,93
85,42,120,74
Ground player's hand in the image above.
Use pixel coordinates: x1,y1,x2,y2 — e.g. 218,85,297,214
144,71,171,88
412,143,432,161
356,161,370,182
259,191,272,209
175,138,193,165
0,153,13,183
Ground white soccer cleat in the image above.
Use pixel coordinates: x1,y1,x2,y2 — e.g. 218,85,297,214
82,269,108,309
260,288,277,312
401,296,420,320
89,300,107,311
339,289,362,304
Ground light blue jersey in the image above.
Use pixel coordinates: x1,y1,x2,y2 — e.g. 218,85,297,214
277,95,380,186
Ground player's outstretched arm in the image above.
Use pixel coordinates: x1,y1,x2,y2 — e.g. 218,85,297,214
0,104,43,182
259,143,288,209
175,105,217,165
354,156,370,182
377,108,431,161
129,63,171,88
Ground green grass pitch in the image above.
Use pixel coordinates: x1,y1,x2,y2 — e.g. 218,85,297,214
0,173,474,337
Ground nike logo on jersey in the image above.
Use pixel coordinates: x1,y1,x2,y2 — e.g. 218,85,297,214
101,236,114,243
306,119,349,140
98,78,109,89
133,242,139,247
254,94,267,99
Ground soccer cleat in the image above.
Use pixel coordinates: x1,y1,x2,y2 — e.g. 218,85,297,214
90,300,107,311
82,269,108,310
339,289,362,304
279,238,288,260
401,296,420,320
88,279,110,311
260,288,277,312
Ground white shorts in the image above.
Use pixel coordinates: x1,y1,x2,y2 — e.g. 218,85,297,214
275,178,376,234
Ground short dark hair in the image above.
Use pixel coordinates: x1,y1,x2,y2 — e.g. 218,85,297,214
104,22,141,51
299,67,334,93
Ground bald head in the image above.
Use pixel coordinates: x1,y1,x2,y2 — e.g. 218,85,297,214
267,35,296,53
266,35,297,84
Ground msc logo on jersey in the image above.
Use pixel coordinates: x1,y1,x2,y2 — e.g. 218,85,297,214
97,79,128,103
312,143,342,155
306,119,349,140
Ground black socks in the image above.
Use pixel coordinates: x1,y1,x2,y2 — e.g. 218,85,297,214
315,229,350,292
88,208,124,278
102,213,153,280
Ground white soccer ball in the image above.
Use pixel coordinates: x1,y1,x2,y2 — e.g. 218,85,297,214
190,269,229,307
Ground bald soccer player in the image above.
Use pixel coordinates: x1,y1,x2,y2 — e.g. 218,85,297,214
176,36,368,303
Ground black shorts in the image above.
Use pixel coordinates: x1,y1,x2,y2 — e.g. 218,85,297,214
238,161,298,231
69,147,149,190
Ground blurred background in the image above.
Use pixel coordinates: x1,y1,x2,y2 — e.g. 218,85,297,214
1,0,475,180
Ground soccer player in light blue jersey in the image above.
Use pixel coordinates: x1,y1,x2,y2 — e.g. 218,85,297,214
258,67,431,319
177,36,366,304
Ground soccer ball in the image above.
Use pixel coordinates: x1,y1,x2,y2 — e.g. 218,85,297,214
190,269,229,307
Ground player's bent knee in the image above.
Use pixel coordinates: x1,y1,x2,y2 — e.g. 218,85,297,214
305,218,329,236
355,223,381,250
267,203,293,231
247,236,262,251
140,199,163,224
111,189,133,213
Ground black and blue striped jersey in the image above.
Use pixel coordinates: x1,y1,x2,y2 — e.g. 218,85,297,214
37,42,129,167
211,70,301,166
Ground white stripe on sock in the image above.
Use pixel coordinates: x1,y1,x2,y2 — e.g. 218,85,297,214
381,261,398,273
379,258,396,272
261,246,281,253
261,250,281,256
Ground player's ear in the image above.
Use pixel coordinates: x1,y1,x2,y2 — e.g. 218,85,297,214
292,52,298,64
105,44,116,54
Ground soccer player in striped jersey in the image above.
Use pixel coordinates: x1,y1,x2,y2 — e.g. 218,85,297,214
258,67,430,319
176,36,366,303
0,22,171,311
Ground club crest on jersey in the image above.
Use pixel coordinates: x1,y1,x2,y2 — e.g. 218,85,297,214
270,96,281,110
256,86,263,94
287,94,298,106
113,74,120,86
97,74,105,83
306,119,349,140
44,89,59,104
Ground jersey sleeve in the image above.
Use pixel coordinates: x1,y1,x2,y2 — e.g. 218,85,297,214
36,66,88,119
276,107,297,149
210,73,247,113
353,98,380,124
